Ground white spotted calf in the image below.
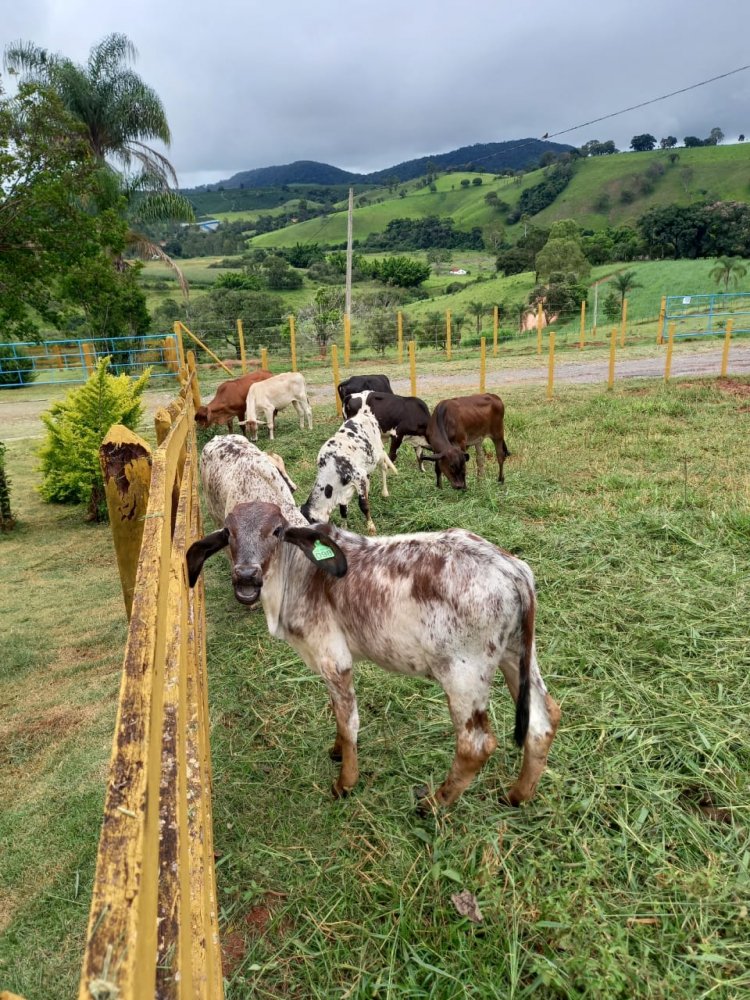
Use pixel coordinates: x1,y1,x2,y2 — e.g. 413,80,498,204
300,406,397,535
187,500,560,810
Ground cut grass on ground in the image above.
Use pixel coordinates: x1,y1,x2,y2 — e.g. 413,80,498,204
200,378,750,998
1,376,748,998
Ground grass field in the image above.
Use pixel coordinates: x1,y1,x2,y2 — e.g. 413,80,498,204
2,370,748,998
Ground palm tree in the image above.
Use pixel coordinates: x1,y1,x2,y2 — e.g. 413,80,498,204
468,301,485,336
610,270,641,309
512,301,528,334
4,34,192,289
709,256,748,294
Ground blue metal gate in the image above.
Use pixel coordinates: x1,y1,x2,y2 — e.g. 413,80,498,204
0,334,181,388
664,293,750,339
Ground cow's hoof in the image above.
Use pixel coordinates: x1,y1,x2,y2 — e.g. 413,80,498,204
413,784,435,816
332,782,351,799
367,522,377,536
502,785,525,808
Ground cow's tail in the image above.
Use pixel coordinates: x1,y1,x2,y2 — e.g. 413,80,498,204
514,579,535,747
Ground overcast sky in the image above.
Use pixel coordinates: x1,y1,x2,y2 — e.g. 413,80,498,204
4,0,750,187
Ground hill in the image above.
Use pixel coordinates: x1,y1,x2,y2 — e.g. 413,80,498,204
196,138,574,191
246,142,750,248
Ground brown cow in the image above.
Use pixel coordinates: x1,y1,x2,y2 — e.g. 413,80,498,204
423,392,509,489
195,370,273,433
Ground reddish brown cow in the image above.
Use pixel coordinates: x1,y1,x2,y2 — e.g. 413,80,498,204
195,370,273,433
424,392,509,489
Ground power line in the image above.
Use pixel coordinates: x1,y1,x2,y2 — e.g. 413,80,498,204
544,63,750,140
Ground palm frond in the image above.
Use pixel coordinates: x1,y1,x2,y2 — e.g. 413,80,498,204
87,33,138,81
126,233,189,299
133,191,195,224
3,40,56,80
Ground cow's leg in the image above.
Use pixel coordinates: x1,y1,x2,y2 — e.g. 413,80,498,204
321,661,359,797
355,478,376,535
264,405,275,441
338,503,349,529
291,399,304,430
418,673,497,810
498,645,560,805
379,454,398,498
303,396,313,430
475,442,486,479
227,418,234,434
494,437,507,483
414,444,425,473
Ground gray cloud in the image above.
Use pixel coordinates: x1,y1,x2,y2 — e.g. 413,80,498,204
5,0,750,186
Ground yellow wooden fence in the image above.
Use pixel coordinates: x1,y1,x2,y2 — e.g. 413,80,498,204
79,357,223,999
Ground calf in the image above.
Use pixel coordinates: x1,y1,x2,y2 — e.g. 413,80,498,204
337,373,392,405
195,370,274,433
300,406,397,535
424,392,510,490
344,390,430,471
187,501,560,810
200,435,304,533
241,371,313,441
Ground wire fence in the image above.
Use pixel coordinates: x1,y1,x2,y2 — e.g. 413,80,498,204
665,292,750,338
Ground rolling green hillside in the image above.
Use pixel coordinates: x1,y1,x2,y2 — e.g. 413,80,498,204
244,143,750,249
532,143,750,231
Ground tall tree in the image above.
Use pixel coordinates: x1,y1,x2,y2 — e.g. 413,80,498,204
4,34,192,285
709,256,747,294
609,270,642,308
468,301,485,335
630,134,657,152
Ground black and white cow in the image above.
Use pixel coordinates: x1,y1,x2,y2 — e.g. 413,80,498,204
187,500,561,810
343,390,430,470
336,373,392,405
300,405,397,535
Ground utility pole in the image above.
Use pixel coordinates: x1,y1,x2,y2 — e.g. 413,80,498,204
345,187,353,320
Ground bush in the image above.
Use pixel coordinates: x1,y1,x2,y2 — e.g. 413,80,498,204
0,345,37,387
0,441,15,531
38,357,150,521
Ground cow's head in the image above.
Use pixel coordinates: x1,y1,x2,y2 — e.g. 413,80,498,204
301,451,356,524
342,391,370,420
195,406,209,427
186,500,346,607
422,446,470,489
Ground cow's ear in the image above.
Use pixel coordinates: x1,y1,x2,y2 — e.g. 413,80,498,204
186,528,229,587
278,526,347,578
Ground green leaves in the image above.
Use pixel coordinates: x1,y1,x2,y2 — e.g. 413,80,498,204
38,357,149,520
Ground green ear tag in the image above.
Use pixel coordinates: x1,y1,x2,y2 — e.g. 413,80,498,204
312,539,335,561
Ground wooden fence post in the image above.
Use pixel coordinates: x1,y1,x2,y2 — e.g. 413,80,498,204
99,426,153,620
237,319,247,374
409,340,417,397
547,332,556,399
331,344,342,417
480,337,486,393
446,310,452,360
260,347,268,371
579,300,586,349
493,305,499,356
720,319,733,377
608,327,617,389
163,338,179,374
620,297,628,347
397,311,403,364
173,321,186,369
537,302,543,355
186,350,201,412
664,323,676,382
289,314,297,372
657,296,666,345
344,314,351,367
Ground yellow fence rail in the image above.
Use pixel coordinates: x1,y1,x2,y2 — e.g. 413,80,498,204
80,357,223,999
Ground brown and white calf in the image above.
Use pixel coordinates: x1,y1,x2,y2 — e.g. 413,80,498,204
200,435,304,531
424,392,510,490
300,406,397,535
187,500,560,810
195,370,274,433
241,371,313,442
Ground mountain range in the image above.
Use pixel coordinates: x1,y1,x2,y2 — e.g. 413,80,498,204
194,138,575,190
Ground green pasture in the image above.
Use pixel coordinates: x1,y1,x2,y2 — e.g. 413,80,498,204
1,372,749,998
